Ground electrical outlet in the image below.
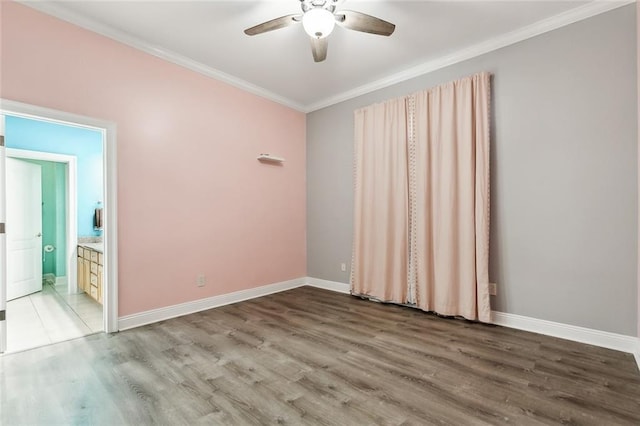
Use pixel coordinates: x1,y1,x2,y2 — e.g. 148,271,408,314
489,283,497,296
197,274,206,287
340,263,347,272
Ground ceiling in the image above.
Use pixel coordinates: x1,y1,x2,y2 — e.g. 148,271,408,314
23,1,631,112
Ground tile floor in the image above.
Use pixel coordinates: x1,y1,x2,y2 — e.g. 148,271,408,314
5,282,103,353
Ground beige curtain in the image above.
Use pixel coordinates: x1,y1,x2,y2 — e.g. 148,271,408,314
352,98,409,302
351,72,491,323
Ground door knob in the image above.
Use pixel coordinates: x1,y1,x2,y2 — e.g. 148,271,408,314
36,232,42,237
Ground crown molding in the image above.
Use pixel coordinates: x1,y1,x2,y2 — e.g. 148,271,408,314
19,0,634,114
304,0,635,112
18,1,307,113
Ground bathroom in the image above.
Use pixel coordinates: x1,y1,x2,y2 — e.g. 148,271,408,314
4,114,105,352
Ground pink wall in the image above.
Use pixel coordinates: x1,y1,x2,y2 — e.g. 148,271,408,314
0,2,307,316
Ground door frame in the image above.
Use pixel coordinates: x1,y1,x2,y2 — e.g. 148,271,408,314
6,148,78,294
0,99,118,340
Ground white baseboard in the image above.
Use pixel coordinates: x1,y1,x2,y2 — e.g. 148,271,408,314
491,312,639,361
118,277,306,331
42,273,67,286
306,277,351,294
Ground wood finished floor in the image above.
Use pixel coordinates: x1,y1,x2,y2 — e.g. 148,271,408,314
1,286,639,425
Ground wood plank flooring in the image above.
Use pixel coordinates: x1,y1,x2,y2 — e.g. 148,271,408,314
1,286,639,425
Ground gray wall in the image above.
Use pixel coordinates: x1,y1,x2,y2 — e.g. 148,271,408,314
307,6,638,336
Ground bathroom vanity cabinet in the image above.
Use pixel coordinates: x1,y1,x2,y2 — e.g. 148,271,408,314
77,245,103,304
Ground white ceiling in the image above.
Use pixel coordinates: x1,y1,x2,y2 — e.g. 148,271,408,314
23,1,631,112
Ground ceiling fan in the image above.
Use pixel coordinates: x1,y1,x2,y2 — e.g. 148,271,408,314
244,0,395,62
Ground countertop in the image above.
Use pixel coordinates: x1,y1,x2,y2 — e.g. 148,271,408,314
79,242,104,253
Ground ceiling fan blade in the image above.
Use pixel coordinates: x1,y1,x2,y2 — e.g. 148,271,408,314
244,14,301,36
336,10,395,36
310,37,328,62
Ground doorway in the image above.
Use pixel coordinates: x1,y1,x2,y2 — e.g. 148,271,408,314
0,100,118,354
5,149,103,351
6,150,77,298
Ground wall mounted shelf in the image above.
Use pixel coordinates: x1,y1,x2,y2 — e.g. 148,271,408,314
257,154,285,164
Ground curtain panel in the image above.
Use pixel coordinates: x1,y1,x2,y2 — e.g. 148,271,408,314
351,72,491,323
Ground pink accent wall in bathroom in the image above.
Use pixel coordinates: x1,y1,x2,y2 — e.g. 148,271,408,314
0,2,307,316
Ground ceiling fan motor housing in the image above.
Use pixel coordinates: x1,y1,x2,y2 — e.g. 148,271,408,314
300,0,339,14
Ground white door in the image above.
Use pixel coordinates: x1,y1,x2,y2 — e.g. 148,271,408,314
6,157,42,300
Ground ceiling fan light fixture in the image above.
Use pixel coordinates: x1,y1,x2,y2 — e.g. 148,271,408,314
302,8,335,39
